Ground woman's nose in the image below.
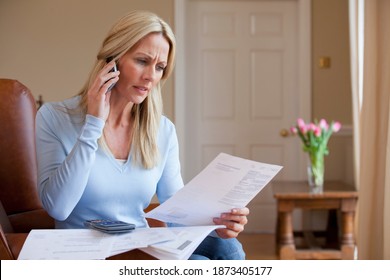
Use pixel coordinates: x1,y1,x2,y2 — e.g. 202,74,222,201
142,66,156,82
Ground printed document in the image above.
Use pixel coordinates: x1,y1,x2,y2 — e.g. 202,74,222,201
145,153,282,225
18,229,114,260
18,228,176,260
140,225,224,260
17,226,221,260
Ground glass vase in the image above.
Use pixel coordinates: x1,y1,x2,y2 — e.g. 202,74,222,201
307,153,325,194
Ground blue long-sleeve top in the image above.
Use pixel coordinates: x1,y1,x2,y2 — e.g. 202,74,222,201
35,96,183,229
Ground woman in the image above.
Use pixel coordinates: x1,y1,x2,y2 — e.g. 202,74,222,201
36,10,248,260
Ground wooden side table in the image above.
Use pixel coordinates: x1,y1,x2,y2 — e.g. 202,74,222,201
273,181,358,260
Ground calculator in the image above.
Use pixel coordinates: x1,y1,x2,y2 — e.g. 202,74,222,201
84,219,135,234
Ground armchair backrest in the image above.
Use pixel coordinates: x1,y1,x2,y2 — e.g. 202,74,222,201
0,79,53,232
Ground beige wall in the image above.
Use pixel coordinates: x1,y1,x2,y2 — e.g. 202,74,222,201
0,0,175,119
311,0,353,184
312,0,352,125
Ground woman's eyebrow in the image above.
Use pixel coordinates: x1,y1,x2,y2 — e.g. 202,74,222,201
134,52,167,64
134,51,154,58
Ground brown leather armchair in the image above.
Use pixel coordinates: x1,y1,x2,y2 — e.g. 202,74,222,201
0,79,54,233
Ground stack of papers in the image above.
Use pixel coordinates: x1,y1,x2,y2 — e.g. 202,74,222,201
140,225,224,260
17,228,171,260
18,226,222,260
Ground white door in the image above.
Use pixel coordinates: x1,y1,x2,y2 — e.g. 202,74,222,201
174,0,311,232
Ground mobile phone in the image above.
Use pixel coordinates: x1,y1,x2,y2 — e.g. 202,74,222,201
106,57,118,92
84,219,135,234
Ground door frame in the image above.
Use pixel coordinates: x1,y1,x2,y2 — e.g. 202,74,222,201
174,0,312,181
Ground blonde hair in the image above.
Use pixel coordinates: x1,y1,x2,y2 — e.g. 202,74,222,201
78,10,176,168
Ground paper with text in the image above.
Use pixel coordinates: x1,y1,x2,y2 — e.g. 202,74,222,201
17,228,176,260
145,153,282,225
107,227,177,257
140,225,224,260
17,229,114,260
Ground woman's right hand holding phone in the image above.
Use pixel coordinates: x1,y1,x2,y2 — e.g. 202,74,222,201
87,60,119,121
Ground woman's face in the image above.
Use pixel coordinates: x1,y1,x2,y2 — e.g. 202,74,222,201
114,33,170,104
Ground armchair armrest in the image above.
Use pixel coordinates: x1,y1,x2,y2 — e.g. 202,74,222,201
144,203,166,227
0,225,14,259
8,209,54,233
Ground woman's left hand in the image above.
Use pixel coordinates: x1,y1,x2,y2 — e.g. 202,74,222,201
213,207,249,239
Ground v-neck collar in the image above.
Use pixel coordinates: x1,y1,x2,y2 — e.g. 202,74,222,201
98,135,132,172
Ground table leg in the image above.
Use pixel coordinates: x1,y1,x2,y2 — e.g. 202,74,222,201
340,211,355,259
278,211,295,259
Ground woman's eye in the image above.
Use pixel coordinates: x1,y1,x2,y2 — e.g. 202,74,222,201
156,65,166,72
136,58,147,65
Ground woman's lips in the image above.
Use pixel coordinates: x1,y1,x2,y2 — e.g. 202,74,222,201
134,86,149,94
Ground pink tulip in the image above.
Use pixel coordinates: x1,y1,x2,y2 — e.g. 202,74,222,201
314,126,322,137
319,119,329,130
332,121,341,132
297,118,307,134
297,118,306,129
290,127,298,134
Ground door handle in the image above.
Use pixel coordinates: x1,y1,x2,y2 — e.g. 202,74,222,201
280,128,290,137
